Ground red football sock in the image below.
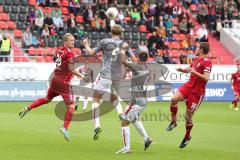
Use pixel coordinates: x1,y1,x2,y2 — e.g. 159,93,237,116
232,99,238,108
28,98,47,110
63,107,75,129
170,104,178,123
185,122,193,139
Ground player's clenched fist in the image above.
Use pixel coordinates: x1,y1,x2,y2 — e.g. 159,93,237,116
83,38,89,47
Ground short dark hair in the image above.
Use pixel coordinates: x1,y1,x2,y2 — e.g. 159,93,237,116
200,43,209,55
138,52,149,62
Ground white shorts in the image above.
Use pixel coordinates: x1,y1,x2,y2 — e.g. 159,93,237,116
123,98,147,123
94,76,112,94
94,75,121,95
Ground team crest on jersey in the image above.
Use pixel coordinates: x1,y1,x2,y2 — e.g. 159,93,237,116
104,42,117,52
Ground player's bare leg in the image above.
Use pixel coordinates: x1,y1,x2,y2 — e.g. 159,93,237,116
19,97,52,118
166,91,184,131
179,111,194,148
92,90,103,140
60,102,76,141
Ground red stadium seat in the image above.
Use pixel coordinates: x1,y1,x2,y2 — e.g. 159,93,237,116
45,47,55,55
8,21,16,29
14,30,23,38
76,15,84,23
169,42,179,49
0,21,8,29
61,0,69,7
28,47,37,55
190,4,197,12
1,13,10,21
61,7,69,15
36,56,43,62
179,34,186,41
146,33,152,39
0,6,3,13
124,17,131,23
72,48,81,55
139,25,147,32
172,18,178,26
45,7,53,14
29,0,37,6
44,56,53,62
170,50,179,58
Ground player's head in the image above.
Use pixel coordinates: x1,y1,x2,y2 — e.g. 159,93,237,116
63,33,75,48
138,51,149,64
111,24,125,36
237,62,240,71
196,43,209,56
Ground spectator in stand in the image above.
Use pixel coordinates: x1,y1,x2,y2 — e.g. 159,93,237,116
77,25,85,40
23,27,33,49
221,6,233,28
138,41,148,56
155,50,164,64
173,5,181,18
179,18,188,34
84,5,94,23
147,16,157,32
196,24,208,42
41,25,50,46
53,13,64,34
148,31,158,49
187,49,195,64
116,9,125,27
98,0,108,19
28,8,36,26
207,11,216,33
179,50,188,64
49,0,58,7
149,43,158,58
130,8,141,24
187,18,194,34
0,34,11,62
34,13,44,34
44,13,54,29
52,7,62,18
23,27,40,50
164,17,173,33
197,4,208,24
157,16,164,27
182,0,192,8
139,9,148,24
215,16,222,39
91,14,106,31
67,13,76,30
162,50,172,64
69,0,77,15
142,0,149,14
37,0,46,6
165,2,174,18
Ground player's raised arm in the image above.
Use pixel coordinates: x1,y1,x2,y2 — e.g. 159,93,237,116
83,38,103,56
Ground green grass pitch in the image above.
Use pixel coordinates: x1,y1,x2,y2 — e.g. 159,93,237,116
0,102,239,160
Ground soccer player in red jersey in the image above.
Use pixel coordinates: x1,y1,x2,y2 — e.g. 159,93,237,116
19,33,84,141
166,43,212,148
230,62,240,111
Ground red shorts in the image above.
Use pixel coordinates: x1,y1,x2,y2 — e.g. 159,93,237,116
234,89,240,97
178,85,204,112
46,78,74,105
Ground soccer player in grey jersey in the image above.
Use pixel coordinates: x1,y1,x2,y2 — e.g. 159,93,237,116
83,24,137,140
116,43,153,154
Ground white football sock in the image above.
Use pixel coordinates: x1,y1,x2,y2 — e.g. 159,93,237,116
112,99,123,115
133,121,149,141
82,98,88,110
121,126,130,149
92,102,100,128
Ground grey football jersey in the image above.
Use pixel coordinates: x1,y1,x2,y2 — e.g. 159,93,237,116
94,38,134,81
130,63,150,100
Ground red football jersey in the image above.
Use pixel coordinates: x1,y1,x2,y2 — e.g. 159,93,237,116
185,56,212,95
53,46,74,83
231,72,240,90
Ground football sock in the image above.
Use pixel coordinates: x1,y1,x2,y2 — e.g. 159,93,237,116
122,126,130,149
82,98,88,110
28,98,47,110
63,107,75,129
92,102,101,128
133,121,149,141
75,97,80,106
232,98,238,108
170,104,178,123
185,122,193,139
